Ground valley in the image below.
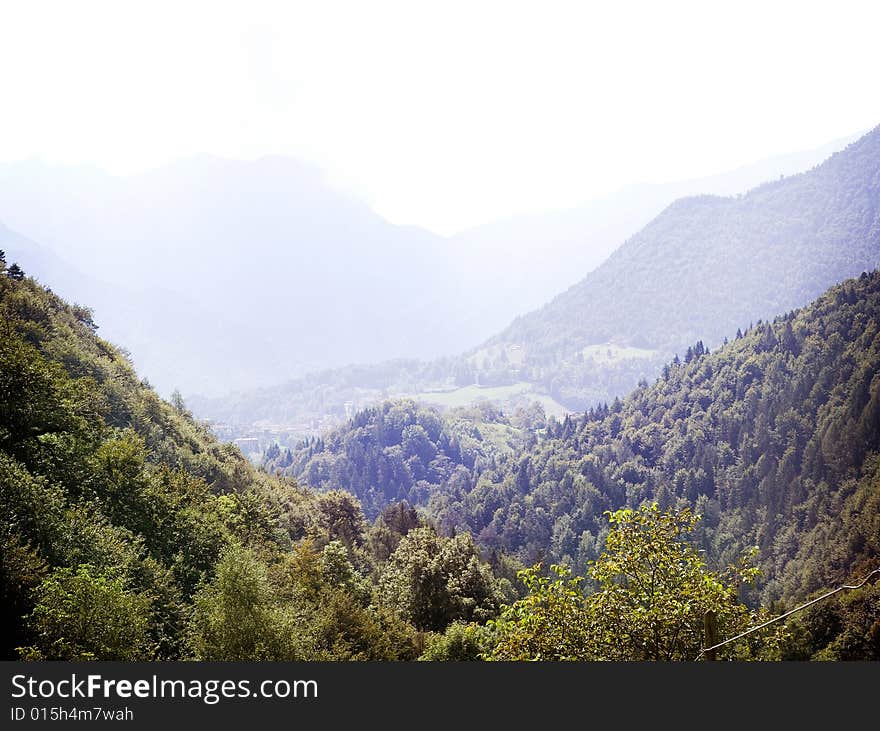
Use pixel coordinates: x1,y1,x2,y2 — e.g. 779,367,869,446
2,124,879,663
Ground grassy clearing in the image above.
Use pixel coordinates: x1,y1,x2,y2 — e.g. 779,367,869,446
413,382,533,408
580,343,659,363
412,381,570,418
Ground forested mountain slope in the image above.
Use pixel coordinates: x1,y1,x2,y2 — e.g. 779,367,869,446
265,399,544,519
443,271,880,607
0,252,308,658
289,272,880,612
486,125,880,407
0,256,478,661
445,130,860,334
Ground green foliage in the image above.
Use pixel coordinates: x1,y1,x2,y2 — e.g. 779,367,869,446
488,564,592,660
269,541,422,661
257,271,880,658
0,531,47,657
419,621,494,661
4,224,878,660
0,263,436,663
20,564,154,660
269,399,524,519
586,505,759,660
780,581,880,660
489,505,786,660
367,500,423,562
379,526,506,631
428,273,880,618
0,271,328,659
187,545,310,661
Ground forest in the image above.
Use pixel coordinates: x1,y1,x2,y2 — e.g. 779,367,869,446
4,251,877,661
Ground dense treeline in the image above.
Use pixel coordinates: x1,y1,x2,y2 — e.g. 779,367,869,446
264,399,542,519
0,259,514,660
445,272,880,608
285,272,880,658
1,258,273,658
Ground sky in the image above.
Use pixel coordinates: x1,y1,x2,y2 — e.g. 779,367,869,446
1,0,879,235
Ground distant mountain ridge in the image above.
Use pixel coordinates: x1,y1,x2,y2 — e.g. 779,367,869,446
446,129,862,321
0,131,859,398
0,157,460,396
189,127,879,433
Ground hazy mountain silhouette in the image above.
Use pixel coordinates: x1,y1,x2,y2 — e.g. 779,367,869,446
0,132,859,398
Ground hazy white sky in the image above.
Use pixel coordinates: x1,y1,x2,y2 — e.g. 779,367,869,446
1,0,879,234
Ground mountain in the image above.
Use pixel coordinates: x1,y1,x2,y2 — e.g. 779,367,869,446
277,271,880,634
0,133,857,400
192,127,879,437
0,157,466,397
446,130,861,325
483,124,880,408
3,234,876,661
0,257,304,658
0,261,448,661
266,398,537,519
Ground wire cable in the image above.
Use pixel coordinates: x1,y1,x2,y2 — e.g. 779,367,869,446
695,567,880,660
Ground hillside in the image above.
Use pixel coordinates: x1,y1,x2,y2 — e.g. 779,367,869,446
288,271,880,623
446,129,859,324
0,252,313,658
489,125,880,407
449,272,880,610
264,399,544,519
0,257,477,661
